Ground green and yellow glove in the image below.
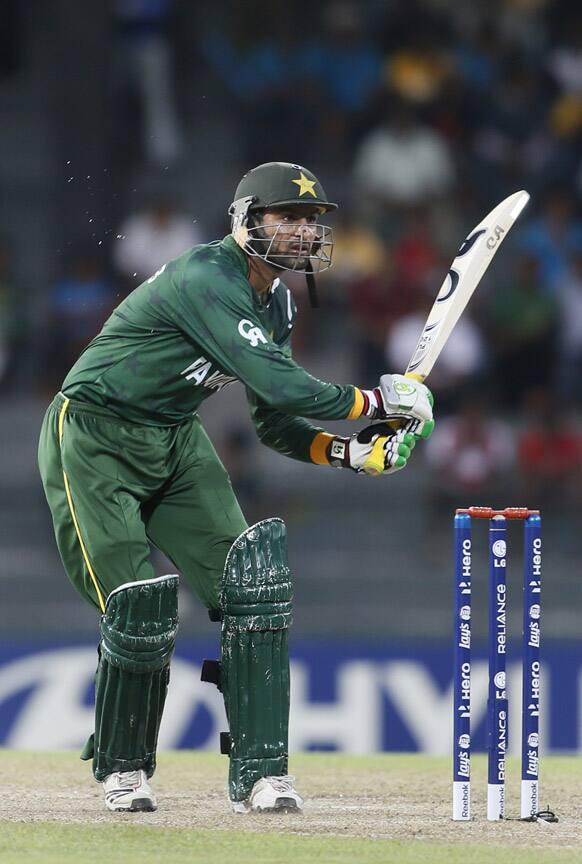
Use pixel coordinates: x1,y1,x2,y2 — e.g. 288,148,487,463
327,423,416,477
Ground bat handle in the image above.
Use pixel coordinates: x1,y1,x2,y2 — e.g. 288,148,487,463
362,437,386,476
404,372,425,382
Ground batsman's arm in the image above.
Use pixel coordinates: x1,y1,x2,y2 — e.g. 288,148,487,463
173,268,370,422
247,391,331,464
247,394,415,476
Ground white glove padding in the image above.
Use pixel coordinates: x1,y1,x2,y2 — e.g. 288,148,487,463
328,423,416,476
363,374,434,437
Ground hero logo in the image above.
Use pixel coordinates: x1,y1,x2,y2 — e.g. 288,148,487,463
528,661,541,704
531,537,542,577
461,538,471,582
238,319,268,347
458,661,471,715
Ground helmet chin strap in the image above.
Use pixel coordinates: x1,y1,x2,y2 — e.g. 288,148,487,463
305,259,319,308
230,202,324,308
255,221,321,308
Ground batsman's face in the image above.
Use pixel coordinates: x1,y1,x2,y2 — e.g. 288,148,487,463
260,206,321,270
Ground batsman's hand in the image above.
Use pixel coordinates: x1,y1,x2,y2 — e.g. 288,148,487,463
365,374,434,439
328,423,416,476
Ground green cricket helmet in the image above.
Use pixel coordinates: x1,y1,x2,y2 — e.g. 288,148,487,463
229,162,338,307
232,161,337,213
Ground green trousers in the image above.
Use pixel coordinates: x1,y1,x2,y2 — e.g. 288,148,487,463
38,393,248,612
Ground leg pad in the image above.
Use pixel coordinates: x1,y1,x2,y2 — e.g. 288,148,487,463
87,575,179,781
220,519,292,801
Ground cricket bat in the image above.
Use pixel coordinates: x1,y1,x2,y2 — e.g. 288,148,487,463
364,190,531,476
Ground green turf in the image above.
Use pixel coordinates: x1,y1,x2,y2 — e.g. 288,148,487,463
1,823,580,864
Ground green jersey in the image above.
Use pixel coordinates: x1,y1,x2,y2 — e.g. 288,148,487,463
62,236,363,463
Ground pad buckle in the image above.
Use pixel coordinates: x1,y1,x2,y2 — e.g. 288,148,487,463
201,659,222,691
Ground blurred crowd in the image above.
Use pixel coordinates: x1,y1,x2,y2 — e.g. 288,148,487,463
1,0,582,514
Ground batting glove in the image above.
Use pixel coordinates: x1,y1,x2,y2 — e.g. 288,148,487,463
327,423,416,476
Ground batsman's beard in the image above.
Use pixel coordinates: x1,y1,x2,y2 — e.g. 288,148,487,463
244,223,332,273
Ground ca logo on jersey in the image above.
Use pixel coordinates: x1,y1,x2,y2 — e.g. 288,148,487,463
238,319,268,347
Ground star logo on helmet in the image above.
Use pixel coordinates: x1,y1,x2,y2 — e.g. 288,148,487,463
292,171,317,198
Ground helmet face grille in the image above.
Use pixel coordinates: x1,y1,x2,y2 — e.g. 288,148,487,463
244,221,334,273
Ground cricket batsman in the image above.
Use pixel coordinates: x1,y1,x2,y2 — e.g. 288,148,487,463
38,162,434,814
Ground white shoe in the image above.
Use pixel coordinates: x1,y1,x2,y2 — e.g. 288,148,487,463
103,769,157,812
232,775,304,813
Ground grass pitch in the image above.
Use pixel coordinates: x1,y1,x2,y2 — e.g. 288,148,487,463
1,751,581,864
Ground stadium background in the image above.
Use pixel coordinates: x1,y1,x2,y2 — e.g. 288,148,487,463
1,0,581,755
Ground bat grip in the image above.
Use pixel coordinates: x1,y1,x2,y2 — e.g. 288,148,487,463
362,437,386,476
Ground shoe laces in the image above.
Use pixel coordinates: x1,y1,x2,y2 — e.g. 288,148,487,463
265,774,295,792
116,770,141,788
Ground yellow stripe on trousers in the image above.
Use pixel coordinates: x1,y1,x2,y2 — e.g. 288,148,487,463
58,397,106,612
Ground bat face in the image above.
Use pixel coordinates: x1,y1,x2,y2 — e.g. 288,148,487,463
405,191,530,382
364,191,529,476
